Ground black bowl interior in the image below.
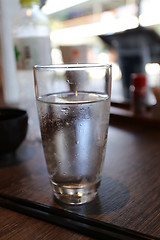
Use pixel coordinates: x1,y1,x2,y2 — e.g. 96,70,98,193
0,108,27,121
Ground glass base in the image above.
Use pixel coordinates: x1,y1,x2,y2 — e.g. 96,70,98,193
50,181,99,205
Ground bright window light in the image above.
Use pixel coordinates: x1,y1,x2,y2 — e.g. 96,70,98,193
145,63,160,75
145,63,160,87
42,0,89,15
50,15,139,45
140,0,160,26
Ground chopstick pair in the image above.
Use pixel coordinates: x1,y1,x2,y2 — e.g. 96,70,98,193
0,193,158,240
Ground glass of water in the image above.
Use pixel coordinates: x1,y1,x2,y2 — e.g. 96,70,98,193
33,64,112,205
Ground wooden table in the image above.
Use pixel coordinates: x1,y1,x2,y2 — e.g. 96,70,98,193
0,112,160,239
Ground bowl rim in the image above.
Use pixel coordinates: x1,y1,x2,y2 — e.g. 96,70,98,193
0,108,28,123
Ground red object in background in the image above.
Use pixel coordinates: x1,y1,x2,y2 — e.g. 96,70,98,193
130,73,147,114
131,73,146,89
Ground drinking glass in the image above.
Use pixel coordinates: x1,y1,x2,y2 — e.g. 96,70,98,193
33,64,112,205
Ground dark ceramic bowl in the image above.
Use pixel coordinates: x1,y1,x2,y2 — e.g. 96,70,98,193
0,108,28,154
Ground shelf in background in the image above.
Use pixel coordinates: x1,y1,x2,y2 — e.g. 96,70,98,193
110,104,160,128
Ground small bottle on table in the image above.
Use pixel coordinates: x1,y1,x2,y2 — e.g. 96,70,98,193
130,73,147,114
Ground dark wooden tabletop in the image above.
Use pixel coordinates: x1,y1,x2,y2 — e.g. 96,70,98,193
0,114,160,239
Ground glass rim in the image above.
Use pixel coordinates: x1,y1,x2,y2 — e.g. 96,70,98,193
33,63,112,71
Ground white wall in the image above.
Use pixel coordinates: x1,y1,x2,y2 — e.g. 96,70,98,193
0,0,20,103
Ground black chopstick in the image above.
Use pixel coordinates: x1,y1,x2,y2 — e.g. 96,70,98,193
0,193,158,240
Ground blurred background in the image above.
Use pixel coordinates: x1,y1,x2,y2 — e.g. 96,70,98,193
0,0,160,105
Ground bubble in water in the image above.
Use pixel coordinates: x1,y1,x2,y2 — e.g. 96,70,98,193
80,107,85,111
75,152,79,158
66,79,73,84
61,107,69,111
61,107,70,115
66,122,69,126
